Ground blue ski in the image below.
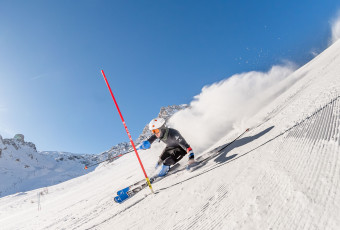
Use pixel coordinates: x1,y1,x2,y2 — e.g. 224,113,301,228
114,182,150,203
117,187,130,196
114,192,130,203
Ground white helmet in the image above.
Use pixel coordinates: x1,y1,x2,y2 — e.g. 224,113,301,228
149,117,165,130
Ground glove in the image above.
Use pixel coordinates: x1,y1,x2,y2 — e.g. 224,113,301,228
187,147,194,160
137,140,151,150
188,151,195,160
187,148,195,165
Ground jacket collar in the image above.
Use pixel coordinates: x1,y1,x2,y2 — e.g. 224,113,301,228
160,127,169,141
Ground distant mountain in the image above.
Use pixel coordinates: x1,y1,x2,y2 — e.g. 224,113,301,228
0,134,101,197
0,104,188,197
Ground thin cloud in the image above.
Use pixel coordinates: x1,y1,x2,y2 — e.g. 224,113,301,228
309,48,320,58
0,125,15,138
31,73,48,81
330,10,340,44
0,105,8,112
308,10,340,58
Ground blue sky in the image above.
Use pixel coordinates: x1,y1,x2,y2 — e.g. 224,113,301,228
0,0,339,154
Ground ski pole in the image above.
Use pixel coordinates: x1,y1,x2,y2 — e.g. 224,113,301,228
217,128,250,153
100,70,154,194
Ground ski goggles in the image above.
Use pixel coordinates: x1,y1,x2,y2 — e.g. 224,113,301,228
152,128,160,134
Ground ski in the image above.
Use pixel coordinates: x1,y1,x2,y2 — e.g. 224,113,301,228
114,192,130,203
117,187,130,196
186,128,250,170
116,180,145,196
114,177,158,203
114,128,250,203
115,163,182,197
115,157,204,201
114,157,207,203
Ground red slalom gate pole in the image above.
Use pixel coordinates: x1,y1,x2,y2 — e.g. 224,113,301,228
101,70,154,194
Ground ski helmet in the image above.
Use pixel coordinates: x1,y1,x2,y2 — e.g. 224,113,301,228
149,117,166,131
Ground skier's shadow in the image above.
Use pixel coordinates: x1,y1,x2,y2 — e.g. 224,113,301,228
192,126,274,171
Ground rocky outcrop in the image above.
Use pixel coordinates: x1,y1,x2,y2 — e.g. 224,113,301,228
14,134,25,142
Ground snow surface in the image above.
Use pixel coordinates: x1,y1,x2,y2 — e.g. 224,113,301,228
1,40,340,229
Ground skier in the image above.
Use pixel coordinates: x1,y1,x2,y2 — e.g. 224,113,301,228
137,117,195,177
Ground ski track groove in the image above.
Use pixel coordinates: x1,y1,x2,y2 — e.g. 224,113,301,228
30,94,340,230
170,95,340,230
270,96,340,230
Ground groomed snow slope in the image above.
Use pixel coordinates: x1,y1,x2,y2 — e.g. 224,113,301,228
0,40,340,230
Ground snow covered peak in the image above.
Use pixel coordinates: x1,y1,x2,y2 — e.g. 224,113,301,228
1,134,37,152
0,135,98,198
158,104,189,121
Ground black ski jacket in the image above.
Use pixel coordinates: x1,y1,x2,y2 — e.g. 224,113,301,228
147,128,190,151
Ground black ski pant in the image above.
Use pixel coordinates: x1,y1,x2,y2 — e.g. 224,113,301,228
160,146,187,166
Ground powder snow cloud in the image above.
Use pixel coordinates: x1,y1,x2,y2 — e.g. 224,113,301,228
330,10,340,44
169,63,298,153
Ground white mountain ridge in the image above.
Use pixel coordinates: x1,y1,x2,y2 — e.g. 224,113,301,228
0,134,97,198
0,105,188,198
